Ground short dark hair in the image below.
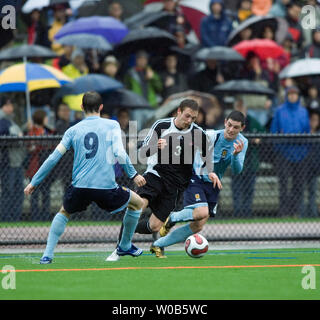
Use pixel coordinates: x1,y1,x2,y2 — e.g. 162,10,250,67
226,110,246,126
0,95,11,108
32,110,47,126
82,91,103,113
178,99,199,112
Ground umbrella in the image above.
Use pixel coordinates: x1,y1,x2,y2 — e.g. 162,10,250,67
143,0,210,39
0,44,58,61
57,74,122,97
22,0,91,13
233,39,286,61
101,88,151,112
114,27,177,56
56,33,112,50
77,0,142,20
124,10,176,30
155,90,220,120
195,46,245,62
279,58,320,79
54,16,128,45
0,63,72,122
212,80,275,96
227,15,288,46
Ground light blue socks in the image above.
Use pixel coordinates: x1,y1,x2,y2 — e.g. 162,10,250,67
42,213,69,259
119,208,141,251
154,224,193,248
170,207,194,223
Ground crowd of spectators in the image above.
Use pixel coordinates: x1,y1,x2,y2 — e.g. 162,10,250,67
0,0,320,220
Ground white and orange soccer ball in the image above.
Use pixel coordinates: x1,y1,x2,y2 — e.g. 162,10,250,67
185,234,209,258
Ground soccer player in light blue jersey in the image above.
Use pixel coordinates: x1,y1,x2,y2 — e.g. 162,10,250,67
151,111,248,257
24,91,146,264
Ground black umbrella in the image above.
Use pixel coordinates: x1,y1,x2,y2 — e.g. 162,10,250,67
77,0,143,20
227,15,287,47
212,80,275,96
101,88,152,114
195,46,245,62
56,74,123,96
56,33,112,50
114,27,177,56
0,44,58,61
124,10,175,30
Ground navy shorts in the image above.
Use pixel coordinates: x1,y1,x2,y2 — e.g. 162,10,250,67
183,175,220,217
63,185,131,214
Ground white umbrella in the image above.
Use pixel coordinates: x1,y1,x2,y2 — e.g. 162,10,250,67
22,0,91,13
279,58,320,79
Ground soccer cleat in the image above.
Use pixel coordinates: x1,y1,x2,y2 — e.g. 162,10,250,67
116,244,143,257
150,245,167,258
159,215,176,237
105,249,120,262
39,256,52,264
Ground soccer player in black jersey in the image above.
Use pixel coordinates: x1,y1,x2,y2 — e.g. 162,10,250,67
107,99,220,260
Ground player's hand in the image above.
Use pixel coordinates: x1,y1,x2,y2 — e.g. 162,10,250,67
24,183,36,195
208,172,222,190
157,138,167,150
133,174,146,187
233,139,244,155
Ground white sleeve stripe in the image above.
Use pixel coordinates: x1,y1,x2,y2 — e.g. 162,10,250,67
56,143,67,155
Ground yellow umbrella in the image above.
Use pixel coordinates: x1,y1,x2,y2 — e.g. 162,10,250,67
0,62,72,121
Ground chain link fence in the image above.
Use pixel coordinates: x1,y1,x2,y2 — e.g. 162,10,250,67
0,134,320,245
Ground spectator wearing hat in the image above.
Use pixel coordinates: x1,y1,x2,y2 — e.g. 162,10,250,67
0,96,24,221
124,50,163,107
270,86,311,217
200,0,233,48
101,55,121,80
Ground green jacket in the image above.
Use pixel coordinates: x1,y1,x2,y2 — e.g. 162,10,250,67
124,67,163,107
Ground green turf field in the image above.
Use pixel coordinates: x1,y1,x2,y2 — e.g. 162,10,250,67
0,248,320,300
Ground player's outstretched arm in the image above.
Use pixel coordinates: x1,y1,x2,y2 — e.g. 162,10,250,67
24,143,66,195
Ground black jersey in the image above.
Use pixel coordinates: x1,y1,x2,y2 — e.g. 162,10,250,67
139,118,213,191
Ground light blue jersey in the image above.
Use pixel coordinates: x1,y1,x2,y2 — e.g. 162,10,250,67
194,129,248,182
31,116,137,189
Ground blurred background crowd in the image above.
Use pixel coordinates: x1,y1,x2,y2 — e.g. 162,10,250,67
1,0,320,221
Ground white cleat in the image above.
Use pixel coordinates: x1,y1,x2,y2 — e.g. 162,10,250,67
106,249,120,262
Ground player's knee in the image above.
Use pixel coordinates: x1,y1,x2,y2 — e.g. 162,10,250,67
193,206,209,221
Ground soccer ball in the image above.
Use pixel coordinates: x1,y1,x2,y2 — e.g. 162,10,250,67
185,234,209,258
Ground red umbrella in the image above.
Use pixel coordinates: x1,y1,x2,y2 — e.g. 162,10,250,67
233,39,286,60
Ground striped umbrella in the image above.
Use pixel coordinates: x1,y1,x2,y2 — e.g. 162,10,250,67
0,63,72,122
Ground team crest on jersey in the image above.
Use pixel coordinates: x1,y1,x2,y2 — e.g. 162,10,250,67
195,193,201,201
221,149,228,158
122,186,128,192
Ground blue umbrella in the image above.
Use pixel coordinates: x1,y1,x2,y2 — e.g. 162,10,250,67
56,33,112,50
54,16,128,44
57,74,123,96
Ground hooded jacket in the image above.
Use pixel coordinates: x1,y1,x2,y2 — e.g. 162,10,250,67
270,88,310,162
200,0,233,47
